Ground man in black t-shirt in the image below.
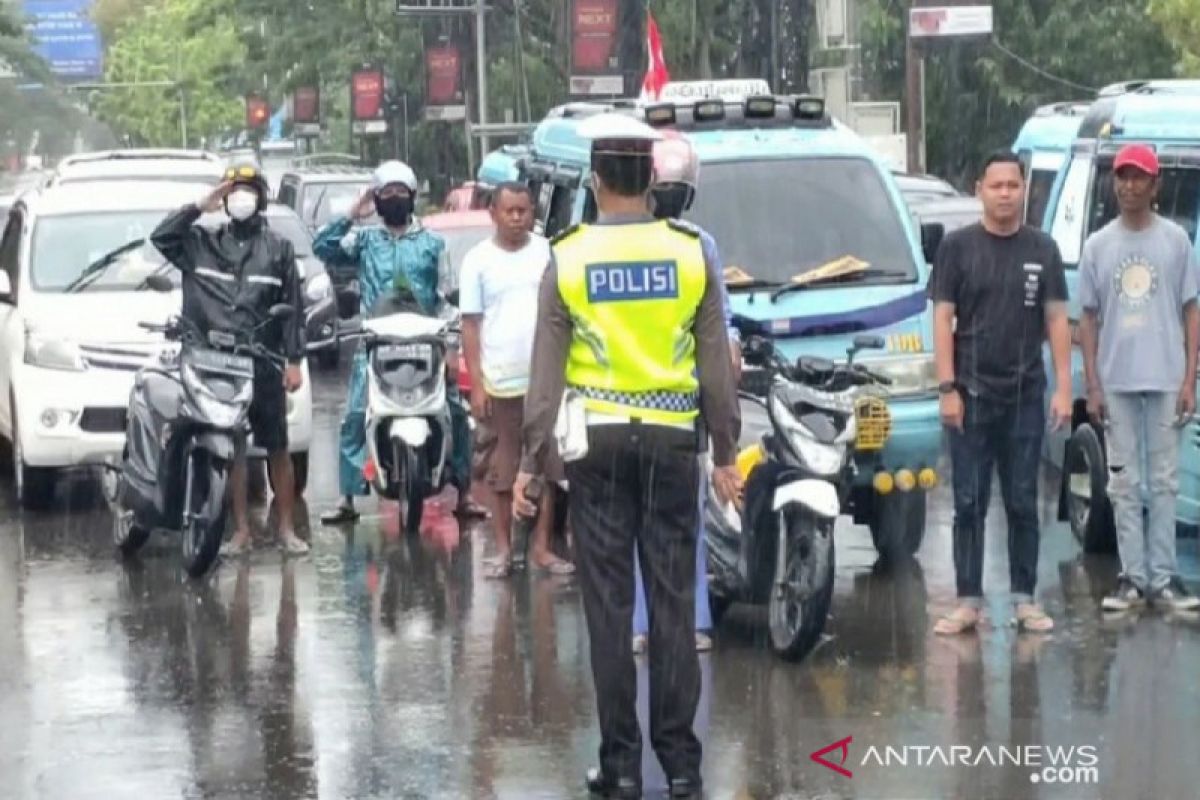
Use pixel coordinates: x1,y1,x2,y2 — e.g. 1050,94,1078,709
928,151,1072,635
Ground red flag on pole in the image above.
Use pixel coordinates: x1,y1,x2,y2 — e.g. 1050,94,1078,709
640,10,670,101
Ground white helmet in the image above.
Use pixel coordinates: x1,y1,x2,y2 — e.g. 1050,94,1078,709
372,160,418,194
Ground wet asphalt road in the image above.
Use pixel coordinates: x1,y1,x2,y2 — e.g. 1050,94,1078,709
2,361,1200,800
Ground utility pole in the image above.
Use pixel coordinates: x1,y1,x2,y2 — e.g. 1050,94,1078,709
476,0,489,155
904,1,927,173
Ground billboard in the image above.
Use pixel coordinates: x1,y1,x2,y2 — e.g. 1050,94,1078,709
351,66,386,122
293,86,320,124
909,5,994,38
425,45,463,107
22,0,103,80
571,0,621,96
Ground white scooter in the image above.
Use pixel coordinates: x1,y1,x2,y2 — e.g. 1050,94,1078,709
355,302,460,535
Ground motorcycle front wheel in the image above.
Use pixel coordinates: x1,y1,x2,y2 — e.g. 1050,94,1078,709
768,512,835,661
394,441,429,536
181,451,229,578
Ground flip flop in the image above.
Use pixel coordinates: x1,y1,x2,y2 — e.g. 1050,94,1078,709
1013,603,1054,633
220,539,251,558
484,557,512,579
535,559,575,576
280,537,311,557
934,606,980,636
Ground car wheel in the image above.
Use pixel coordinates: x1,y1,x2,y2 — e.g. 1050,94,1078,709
10,405,56,511
1064,423,1117,554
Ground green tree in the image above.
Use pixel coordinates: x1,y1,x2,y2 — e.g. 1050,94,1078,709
96,0,246,147
859,0,1179,184
1149,0,1200,75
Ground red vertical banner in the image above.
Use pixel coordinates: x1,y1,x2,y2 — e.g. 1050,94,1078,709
571,0,618,73
293,86,320,124
425,45,463,106
351,67,385,121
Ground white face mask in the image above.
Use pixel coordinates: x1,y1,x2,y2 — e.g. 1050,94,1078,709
226,188,259,221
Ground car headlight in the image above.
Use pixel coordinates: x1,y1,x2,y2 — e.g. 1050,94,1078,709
305,272,333,303
860,354,937,396
24,330,84,371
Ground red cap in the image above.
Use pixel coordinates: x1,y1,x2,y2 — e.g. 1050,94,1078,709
1114,144,1159,176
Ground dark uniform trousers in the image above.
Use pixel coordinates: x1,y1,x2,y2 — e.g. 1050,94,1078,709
566,420,703,785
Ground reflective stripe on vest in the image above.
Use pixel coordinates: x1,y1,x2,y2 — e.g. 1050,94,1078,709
555,220,707,424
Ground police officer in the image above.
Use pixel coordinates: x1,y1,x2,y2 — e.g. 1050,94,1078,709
513,114,742,800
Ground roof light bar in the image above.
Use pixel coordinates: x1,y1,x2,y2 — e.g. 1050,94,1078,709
792,95,825,120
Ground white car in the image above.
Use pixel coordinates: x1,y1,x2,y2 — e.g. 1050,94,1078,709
0,181,313,509
48,149,225,187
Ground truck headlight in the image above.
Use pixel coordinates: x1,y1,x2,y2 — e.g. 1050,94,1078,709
861,354,937,396
306,273,333,303
24,331,84,371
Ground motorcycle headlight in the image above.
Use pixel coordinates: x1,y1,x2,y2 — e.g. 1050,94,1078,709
183,364,251,428
24,330,84,371
770,394,845,477
860,354,937,396
305,272,333,303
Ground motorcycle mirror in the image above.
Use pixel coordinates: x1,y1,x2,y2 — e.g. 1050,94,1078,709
853,334,885,351
143,273,174,292
743,335,773,366
446,289,460,307
268,303,296,320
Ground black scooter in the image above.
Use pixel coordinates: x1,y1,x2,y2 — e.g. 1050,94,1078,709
706,324,889,661
104,303,295,578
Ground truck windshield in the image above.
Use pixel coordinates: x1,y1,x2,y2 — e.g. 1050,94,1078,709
685,157,918,285
1088,163,1200,243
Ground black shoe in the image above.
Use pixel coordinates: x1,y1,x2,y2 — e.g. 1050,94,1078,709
1102,576,1146,612
668,777,703,798
321,504,359,525
585,767,641,799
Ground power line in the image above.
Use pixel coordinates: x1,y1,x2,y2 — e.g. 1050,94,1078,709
990,38,1097,95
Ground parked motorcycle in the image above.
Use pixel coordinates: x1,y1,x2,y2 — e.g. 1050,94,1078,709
705,325,890,661
104,303,296,578
349,299,462,536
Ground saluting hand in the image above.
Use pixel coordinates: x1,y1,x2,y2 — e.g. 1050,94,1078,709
199,181,234,213
352,189,376,221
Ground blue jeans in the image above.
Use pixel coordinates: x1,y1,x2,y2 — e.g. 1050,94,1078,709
634,469,712,634
948,394,1045,603
1105,392,1182,593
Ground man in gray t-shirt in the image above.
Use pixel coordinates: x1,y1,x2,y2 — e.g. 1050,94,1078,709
1079,143,1200,613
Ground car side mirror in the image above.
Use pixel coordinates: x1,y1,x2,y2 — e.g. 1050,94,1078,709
144,273,173,293
921,222,945,265
446,289,460,307
269,303,296,320
0,270,11,302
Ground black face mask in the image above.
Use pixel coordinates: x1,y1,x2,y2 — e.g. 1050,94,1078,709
375,194,413,226
650,184,694,219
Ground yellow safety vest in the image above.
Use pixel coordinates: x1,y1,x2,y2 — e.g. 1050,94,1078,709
554,219,707,424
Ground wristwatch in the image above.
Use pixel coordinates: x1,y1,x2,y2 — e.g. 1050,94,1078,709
938,381,958,395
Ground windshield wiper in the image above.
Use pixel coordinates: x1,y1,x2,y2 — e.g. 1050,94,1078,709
769,269,913,303
63,238,146,293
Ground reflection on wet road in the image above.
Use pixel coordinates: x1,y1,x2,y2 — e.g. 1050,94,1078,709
2,367,1200,799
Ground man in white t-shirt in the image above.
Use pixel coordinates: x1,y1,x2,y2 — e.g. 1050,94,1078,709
460,183,574,578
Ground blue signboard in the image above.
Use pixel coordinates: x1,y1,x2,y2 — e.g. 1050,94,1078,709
23,0,103,80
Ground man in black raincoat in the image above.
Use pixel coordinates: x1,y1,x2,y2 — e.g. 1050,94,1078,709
151,155,309,556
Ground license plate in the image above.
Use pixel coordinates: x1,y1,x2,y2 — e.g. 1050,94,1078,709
385,343,433,360
208,330,236,348
188,347,253,377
